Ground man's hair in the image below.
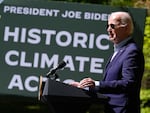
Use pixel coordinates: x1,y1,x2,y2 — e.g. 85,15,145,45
111,11,134,35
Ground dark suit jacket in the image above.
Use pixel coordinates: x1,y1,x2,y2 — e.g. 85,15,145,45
95,39,144,112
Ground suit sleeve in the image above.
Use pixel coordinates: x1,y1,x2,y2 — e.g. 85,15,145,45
95,48,144,94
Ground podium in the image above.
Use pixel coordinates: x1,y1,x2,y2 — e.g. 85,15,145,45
39,77,108,113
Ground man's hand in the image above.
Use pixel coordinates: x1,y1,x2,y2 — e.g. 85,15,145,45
79,78,95,88
69,78,95,89
69,81,80,87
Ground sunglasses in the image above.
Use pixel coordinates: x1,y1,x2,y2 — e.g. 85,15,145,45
107,24,116,29
107,24,126,29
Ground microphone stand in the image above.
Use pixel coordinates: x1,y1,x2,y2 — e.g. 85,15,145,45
46,60,67,80
49,73,59,81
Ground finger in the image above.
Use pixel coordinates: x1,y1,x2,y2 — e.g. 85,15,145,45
69,82,80,87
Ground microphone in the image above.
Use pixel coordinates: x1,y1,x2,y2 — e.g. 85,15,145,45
46,60,67,78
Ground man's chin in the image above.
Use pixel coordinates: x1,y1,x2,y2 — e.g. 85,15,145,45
109,37,115,41
109,38,117,43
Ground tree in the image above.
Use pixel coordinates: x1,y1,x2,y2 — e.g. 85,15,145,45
143,17,150,78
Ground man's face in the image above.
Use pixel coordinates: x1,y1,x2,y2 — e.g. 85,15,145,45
107,15,127,44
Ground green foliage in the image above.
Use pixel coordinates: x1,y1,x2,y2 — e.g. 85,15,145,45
110,0,133,7
141,107,150,113
140,89,150,113
143,17,150,77
47,0,108,4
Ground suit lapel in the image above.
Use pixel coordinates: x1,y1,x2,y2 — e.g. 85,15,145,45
111,48,125,62
102,38,134,80
103,47,126,80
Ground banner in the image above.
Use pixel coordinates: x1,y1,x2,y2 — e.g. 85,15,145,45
0,0,147,97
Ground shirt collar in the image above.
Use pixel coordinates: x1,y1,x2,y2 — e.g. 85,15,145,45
114,37,132,52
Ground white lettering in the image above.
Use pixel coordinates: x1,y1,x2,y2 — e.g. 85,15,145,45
90,58,104,73
56,31,72,47
5,50,19,66
4,26,110,50
8,74,24,90
8,74,41,92
76,56,89,72
40,54,58,68
73,32,87,48
4,26,19,42
28,28,41,44
42,29,56,45
84,12,109,21
25,76,38,92
20,51,32,67
63,55,75,71
96,34,109,50
61,10,81,19
4,5,60,17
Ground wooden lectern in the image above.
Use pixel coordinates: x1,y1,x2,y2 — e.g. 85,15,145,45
39,76,108,113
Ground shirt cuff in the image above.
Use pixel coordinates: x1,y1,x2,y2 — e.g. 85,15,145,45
95,81,99,86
